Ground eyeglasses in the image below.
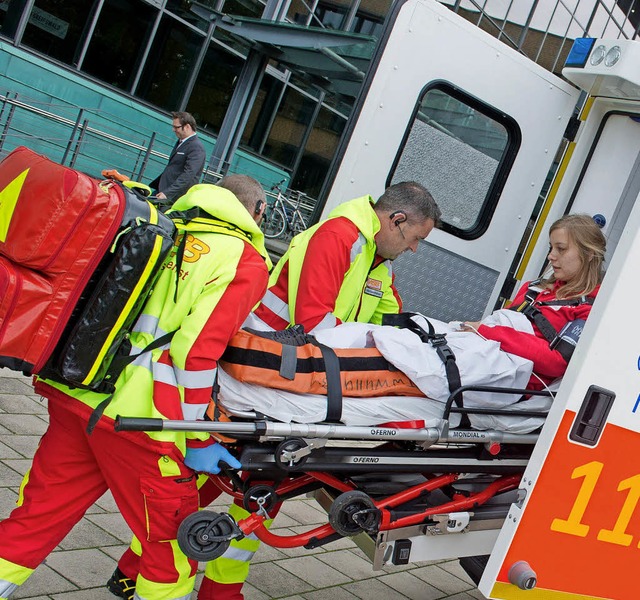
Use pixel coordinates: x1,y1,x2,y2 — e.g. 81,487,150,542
172,124,185,130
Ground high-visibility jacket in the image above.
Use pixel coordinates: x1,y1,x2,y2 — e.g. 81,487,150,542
254,195,401,332
36,184,272,459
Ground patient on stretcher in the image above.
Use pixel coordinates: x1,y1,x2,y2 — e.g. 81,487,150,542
219,214,605,434
219,311,547,434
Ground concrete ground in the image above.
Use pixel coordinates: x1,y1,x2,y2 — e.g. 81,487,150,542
0,370,487,599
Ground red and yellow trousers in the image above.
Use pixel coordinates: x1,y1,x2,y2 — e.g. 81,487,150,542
118,474,282,600
0,397,199,600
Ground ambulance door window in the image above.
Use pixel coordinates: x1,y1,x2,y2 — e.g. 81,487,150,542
388,81,520,239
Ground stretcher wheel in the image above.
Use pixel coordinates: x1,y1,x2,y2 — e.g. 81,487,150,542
243,484,279,513
329,491,379,537
275,438,309,470
177,510,234,562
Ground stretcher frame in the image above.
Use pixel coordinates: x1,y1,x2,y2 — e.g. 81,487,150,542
115,385,553,568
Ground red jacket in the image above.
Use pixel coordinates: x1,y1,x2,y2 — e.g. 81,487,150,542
254,216,401,332
478,280,599,384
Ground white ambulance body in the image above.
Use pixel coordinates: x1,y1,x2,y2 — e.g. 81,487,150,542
320,1,640,597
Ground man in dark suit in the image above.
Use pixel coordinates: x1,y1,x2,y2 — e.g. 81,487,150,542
150,111,206,202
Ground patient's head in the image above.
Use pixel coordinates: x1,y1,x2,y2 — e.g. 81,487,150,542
546,214,606,298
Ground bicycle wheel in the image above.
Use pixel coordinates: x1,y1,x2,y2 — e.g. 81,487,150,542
262,207,287,239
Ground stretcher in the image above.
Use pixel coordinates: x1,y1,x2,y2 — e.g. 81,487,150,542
115,368,555,572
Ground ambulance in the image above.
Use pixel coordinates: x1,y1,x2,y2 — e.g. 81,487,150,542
316,1,640,597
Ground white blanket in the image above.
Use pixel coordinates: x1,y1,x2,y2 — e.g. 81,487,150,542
219,312,553,434
314,312,534,408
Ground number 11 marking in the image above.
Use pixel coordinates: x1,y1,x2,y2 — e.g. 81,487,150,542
550,462,640,547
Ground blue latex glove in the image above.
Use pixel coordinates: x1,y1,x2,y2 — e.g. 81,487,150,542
184,443,242,474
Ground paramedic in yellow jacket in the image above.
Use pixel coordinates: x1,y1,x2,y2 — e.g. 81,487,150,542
184,181,441,600
253,180,441,333
0,176,271,600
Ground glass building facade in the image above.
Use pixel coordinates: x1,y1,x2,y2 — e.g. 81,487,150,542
0,0,390,199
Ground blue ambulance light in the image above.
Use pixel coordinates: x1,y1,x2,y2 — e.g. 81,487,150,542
565,38,597,68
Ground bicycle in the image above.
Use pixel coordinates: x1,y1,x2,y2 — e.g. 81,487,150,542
261,179,310,239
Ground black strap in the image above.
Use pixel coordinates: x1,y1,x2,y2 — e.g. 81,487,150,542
382,313,465,424
511,284,557,343
511,284,594,345
206,371,221,422
171,208,253,242
173,230,188,303
520,307,558,344
244,326,342,422
86,330,177,435
307,337,343,423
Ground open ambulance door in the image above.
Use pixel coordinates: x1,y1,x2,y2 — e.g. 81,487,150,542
321,0,580,322
480,39,640,600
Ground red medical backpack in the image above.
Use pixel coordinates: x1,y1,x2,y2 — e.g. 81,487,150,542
0,146,175,390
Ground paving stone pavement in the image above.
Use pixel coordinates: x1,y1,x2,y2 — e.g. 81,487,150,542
0,371,487,599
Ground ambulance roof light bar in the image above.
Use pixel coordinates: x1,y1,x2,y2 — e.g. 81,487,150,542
563,37,640,100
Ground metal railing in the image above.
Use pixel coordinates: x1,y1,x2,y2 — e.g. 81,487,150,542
446,0,640,75
0,91,225,183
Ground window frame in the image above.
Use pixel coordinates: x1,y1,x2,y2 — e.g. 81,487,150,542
386,79,521,240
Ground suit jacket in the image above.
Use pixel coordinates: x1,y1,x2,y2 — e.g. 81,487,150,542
150,134,206,202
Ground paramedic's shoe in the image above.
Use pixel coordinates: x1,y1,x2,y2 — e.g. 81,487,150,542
106,567,136,599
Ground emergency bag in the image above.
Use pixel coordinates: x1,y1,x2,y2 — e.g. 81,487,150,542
0,146,175,391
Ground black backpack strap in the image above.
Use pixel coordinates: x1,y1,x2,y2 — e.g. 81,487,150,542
86,330,177,434
383,313,465,425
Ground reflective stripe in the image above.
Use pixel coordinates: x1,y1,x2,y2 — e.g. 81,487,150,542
220,546,255,562
0,580,18,597
131,350,154,370
310,312,338,333
134,550,195,600
350,233,366,262
152,362,216,391
260,290,290,321
151,361,176,386
132,314,163,336
207,512,272,584
182,402,207,420
242,311,273,332
174,365,217,389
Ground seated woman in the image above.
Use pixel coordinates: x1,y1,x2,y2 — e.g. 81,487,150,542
460,213,606,388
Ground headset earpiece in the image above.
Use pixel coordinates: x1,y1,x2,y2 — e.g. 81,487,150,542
389,211,407,226
255,199,265,214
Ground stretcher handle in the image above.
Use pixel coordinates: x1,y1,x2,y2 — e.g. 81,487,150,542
115,416,165,432
443,385,554,420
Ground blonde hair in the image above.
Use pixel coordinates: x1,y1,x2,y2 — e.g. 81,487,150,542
542,214,606,299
